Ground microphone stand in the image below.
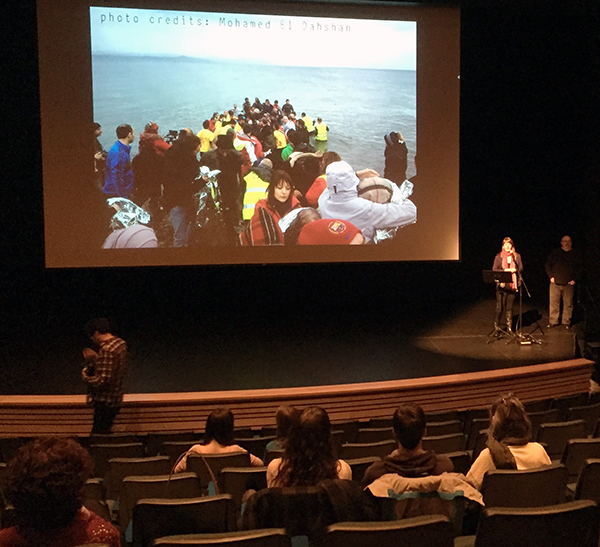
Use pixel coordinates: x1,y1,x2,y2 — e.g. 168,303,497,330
508,264,543,346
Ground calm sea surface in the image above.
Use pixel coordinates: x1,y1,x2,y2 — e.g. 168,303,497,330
93,55,416,177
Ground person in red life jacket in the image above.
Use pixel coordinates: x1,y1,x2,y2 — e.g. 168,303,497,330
305,151,341,208
297,218,365,245
240,170,301,246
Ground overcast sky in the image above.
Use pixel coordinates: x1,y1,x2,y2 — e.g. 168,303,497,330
90,7,416,71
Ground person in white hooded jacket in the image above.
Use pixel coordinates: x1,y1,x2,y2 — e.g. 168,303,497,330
318,160,416,243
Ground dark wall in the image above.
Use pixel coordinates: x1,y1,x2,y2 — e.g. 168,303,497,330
1,0,598,360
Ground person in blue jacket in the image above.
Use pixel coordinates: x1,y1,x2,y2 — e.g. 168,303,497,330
103,124,135,198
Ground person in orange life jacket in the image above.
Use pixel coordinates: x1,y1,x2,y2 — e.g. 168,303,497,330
240,170,301,246
492,237,523,332
305,151,341,208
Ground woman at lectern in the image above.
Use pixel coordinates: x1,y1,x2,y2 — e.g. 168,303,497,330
492,237,523,332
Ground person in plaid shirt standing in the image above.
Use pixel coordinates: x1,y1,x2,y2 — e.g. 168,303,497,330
82,318,129,434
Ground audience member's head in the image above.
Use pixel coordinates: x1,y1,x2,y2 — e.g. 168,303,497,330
488,393,531,442
393,403,427,450
204,408,235,446
5,437,94,531
275,405,299,440
274,406,337,486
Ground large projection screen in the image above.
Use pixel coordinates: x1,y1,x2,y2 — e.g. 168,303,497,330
38,0,459,267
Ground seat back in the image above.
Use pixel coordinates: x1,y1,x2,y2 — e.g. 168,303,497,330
105,456,172,501
566,402,600,436
536,420,587,460
132,495,236,547
481,463,568,507
366,418,393,429
186,452,251,493
146,432,199,457
88,433,143,446
528,408,561,439
153,529,291,547
161,441,201,466
421,433,466,454
330,430,344,460
264,449,285,466
424,420,463,437
218,467,267,512
119,472,202,532
471,430,488,463
424,410,461,424
235,437,273,460
340,440,397,460
89,442,146,477
474,500,600,547
356,428,395,444
445,451,471,475
465,419,490,450
551,393,590,419
561,439,600,484
327,515,454,547
331,420,360,444
574,458,600,503
345,457,380,484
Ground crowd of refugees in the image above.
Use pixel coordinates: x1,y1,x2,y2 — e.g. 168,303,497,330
94,97,416,249
0,394,553,544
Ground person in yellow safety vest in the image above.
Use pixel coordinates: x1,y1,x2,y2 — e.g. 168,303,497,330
302,112,315,135
315,118,329,141
197,120,215,155
274,127,287,149
242,159,273,220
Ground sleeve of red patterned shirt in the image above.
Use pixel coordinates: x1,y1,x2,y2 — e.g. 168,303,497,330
84,346,115,386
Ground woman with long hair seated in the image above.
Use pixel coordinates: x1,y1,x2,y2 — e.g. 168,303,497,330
466,394,551,490
174,408,263,472
264,405,299,455
267,406,351,487
240,169,301,246
0,436,120,547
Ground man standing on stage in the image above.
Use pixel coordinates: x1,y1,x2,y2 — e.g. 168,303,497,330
545,235,582,329
81,318,129,433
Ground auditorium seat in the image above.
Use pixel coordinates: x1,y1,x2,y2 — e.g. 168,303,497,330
536,420,587,460
235,437,274,460
331,420,360,444
464,419,489,451
356,428,395,444
218,467,267,513
424,420,463,437
480,464,568,507
154,529,291,547
551,393,590,420
132,495,236,547
104,455,172,502
327,516,454,547
454,500,600,547
527,408,561,440
574,458,600,504
365,417,393,429
444,451,471,475
89,442,146,477
565,402,600,436
339,440,397,460
424,410,461,425
119,472,203,540
470,430,488,463
345,456,380,484
421,433,466,454
146,432,199,457
186,453,251,495
560,438,600,487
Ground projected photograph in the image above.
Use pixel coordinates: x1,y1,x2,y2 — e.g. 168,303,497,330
90,7,417,249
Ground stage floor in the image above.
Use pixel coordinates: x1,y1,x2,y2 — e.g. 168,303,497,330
0,297,578,396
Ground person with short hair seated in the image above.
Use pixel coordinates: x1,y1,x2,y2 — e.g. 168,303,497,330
362,403,454,487
0,436,120,547
174,407,263,472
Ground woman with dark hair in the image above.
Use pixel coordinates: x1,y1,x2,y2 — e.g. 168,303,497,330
466,394,551,490
0,437,120,546
492,237,523,333
265,405,300,453
240,170,301,246
174,408,263,472
267,406,351,487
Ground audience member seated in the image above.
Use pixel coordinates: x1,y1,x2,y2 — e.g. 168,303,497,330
267,406,352,486
265,405,299,453
174,408,264,473
362,403,454,488
0,436,120,547
466,394,551,490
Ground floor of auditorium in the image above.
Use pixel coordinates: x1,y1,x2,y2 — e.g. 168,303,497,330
1,297,579,396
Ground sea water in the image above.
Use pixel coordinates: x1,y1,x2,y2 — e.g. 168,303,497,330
93,55,416,177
